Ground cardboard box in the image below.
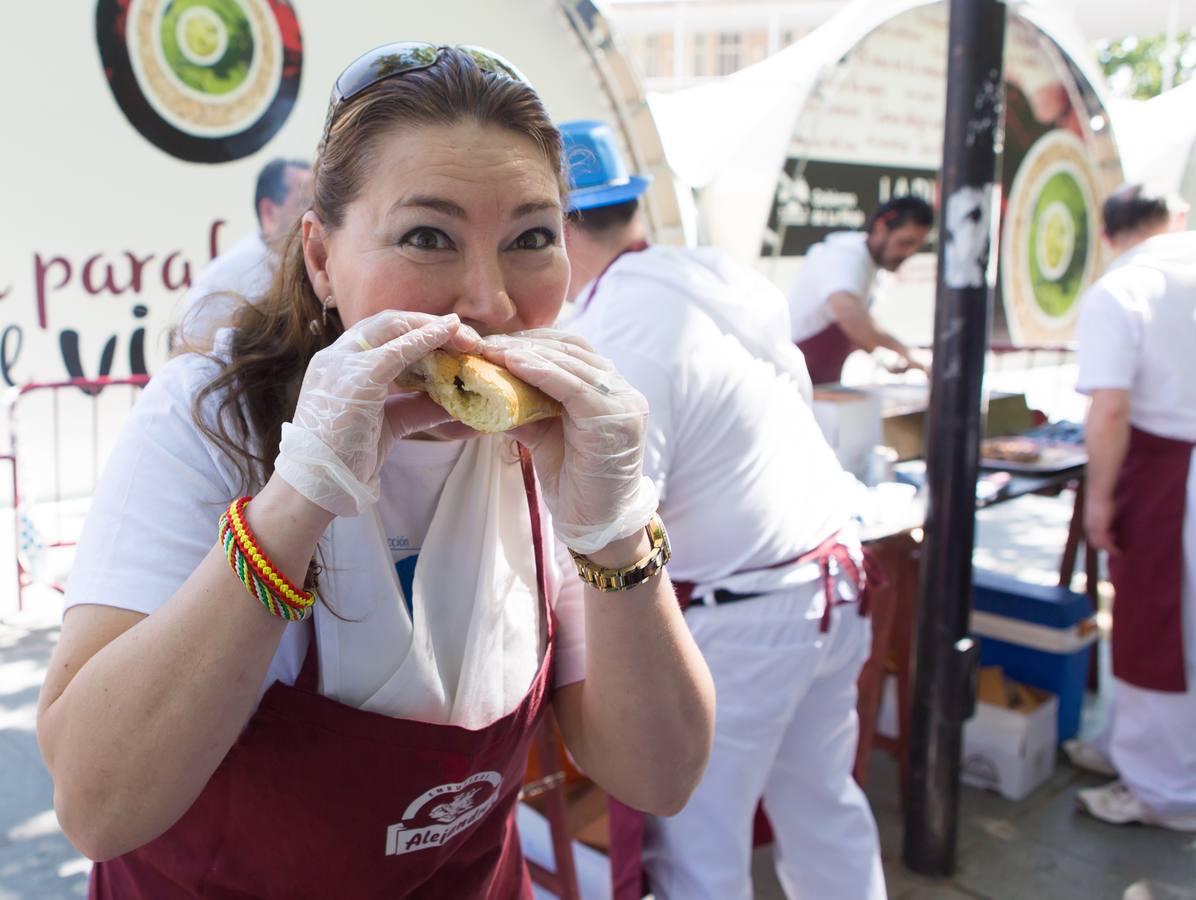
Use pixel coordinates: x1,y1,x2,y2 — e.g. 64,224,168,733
961,667,1058,801
883,411,925,462
869,388,1034,462
986,393,1036,438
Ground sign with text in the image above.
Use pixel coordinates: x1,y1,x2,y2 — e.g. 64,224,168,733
760,3,1122,345
0,0,668,386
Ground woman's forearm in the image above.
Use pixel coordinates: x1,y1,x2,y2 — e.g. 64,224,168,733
37,478,332,860
557,532,715,817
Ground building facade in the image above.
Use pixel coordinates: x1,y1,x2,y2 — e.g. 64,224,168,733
608,0,850,91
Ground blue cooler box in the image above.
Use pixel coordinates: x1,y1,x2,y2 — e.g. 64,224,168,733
969,569,1098,743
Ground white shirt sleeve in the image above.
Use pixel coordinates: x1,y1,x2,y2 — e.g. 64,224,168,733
821,258,871,301
64,355,242,616
1076,285,1139,393
789,238,877,341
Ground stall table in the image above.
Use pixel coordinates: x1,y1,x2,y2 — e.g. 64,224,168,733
852,450,1097,803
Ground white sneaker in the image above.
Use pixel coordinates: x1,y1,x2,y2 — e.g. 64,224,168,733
1077,781,1196,832
1062,738,1117,777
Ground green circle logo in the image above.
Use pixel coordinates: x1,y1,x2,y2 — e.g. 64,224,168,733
1000,130,1101,344
161,1,253,94
96,0,302,163
1027,171,1088,318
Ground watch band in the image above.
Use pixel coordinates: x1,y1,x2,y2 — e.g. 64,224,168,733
569,513,672,592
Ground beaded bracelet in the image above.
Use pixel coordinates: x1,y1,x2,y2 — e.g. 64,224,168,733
218,496,316,621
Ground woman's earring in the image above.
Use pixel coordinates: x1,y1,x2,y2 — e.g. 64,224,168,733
310,294,334,335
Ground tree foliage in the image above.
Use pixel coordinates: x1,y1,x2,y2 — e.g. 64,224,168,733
1096,29,1196,99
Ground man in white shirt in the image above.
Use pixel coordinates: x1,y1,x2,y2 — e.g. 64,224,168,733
1070,184,1196,832
789,197,933,384
175,158,312,350
560,119,886,900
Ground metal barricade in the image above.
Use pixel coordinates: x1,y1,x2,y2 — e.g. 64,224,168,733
1,376,150,611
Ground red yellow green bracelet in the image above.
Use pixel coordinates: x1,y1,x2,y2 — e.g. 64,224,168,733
218,496,316,622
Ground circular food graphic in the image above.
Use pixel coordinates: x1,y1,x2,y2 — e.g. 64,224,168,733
1001,130,1101,344
1035,201,1075,284
96,0,302,163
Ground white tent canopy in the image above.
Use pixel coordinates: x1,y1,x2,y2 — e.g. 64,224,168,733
1112,79,1196,209
648,0,1115,262
648,0,1125,349
648,0,917,191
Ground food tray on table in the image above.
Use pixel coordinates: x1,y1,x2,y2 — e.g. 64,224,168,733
979,436,1087,475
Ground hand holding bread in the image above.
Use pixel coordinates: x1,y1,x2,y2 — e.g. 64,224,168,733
274,313,656,548
479,329,658,555
274,310,479,516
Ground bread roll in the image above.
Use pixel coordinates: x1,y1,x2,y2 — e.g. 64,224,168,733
396,350,561,433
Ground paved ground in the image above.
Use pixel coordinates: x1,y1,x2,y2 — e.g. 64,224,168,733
0,604,88,899
2,495,1194,898
754,745,1196,900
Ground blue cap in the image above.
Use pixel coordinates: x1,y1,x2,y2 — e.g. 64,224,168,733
560,119,652,212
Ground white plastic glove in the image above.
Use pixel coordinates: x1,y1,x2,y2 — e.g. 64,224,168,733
481,329,658,555
274,310,479,516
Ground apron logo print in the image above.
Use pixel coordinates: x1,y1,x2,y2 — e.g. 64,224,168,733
385,771,503,856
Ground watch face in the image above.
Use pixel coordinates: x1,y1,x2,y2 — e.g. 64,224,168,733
96,0,303,163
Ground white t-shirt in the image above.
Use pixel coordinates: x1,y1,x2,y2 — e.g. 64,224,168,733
175,231,275,350
1076,232,1196,442
566,245,858,599
64,353,586,719
787,232,880,343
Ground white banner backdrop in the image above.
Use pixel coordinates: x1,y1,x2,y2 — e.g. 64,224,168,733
1,0,676,387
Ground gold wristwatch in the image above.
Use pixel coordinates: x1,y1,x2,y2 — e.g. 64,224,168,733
569,513,672,592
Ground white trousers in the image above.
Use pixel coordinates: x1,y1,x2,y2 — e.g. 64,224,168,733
642,581,887,900
1108,448,1196,818
1110,678,1196,817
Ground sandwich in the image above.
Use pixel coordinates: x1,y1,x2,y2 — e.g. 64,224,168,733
396,350,561,434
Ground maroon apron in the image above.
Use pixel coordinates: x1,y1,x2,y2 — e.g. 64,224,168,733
608,534,879,900
1108,426,1193,693
795,321,857,386
91,448,555,899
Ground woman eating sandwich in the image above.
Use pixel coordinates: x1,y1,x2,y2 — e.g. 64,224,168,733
36,44,714,899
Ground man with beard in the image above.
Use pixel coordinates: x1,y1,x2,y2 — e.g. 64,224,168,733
789,196,933,384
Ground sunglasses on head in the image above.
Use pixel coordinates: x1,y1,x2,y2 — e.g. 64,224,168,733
320,42,531,148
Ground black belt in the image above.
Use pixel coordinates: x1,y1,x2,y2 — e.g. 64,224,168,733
688,588,761,608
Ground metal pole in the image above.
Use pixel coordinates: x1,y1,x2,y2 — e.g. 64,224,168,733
903,0,1007,876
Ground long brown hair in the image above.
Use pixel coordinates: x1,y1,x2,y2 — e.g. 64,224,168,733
194,47,567,490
